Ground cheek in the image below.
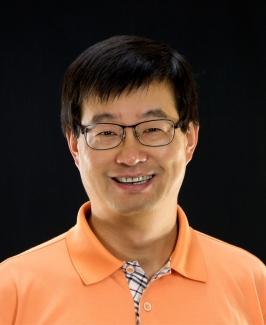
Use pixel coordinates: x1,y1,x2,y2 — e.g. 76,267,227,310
168,155,186,178
78,152,104,199
161,143,187,179
76,145,94,183
78,149,112,183
161,140,187,164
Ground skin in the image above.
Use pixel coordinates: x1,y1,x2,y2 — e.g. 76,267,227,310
67,81,199,278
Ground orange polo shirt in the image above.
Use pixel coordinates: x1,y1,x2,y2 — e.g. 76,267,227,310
0,202,265,324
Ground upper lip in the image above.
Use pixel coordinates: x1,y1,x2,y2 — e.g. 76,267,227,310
111,173,155,178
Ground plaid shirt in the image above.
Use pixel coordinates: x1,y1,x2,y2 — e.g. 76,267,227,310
122,260,171,324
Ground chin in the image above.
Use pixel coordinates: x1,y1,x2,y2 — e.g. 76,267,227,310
110,200,155,217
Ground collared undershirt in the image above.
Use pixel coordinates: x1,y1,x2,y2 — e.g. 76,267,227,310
122,260,171,325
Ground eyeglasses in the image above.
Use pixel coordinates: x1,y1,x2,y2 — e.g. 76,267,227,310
79,119,181,150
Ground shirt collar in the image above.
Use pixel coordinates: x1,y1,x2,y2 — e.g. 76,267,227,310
66,202,207,285
170,205,207,282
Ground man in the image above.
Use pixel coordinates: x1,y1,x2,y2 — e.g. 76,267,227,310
0,35,265,324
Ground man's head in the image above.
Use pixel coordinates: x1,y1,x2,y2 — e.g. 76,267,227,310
61,35,199,217
61,35,199,138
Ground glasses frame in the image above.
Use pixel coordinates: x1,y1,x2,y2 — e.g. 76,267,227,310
78,119,181,150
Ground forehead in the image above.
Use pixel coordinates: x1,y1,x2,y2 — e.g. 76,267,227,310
81,81,178,123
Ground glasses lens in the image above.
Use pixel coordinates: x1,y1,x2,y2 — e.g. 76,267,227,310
86,124,123,149
136,120,174,146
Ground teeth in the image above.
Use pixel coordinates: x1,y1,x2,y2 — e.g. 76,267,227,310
117,175,153,183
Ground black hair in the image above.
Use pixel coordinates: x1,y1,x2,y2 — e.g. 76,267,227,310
61,35,199,136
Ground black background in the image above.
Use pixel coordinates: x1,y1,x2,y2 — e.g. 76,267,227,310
0,1,265,262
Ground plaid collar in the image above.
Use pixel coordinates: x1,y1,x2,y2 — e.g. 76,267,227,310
122,260,171,324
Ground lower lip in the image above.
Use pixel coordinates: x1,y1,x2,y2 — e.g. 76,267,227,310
111,176,155,192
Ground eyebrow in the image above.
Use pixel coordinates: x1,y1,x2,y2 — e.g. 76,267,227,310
88,108,169,125
90,113,117,124
140,109,169,119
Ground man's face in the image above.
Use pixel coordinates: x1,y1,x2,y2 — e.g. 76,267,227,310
67,82,198,217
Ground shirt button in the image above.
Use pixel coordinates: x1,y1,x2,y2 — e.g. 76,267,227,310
126,266,135,274
143,302,152,312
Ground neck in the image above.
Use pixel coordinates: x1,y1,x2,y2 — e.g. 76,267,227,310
88,205,178,278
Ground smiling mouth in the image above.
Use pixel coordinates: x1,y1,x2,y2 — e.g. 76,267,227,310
112,175,154,185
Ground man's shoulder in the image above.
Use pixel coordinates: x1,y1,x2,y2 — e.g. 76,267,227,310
0,231,69,272
194,228,265,274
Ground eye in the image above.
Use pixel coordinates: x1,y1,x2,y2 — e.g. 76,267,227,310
144,127,163,133
97,130,118,137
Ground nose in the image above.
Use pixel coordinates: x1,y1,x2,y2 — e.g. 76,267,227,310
115,128,148,166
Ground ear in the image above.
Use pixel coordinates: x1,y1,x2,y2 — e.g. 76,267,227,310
185,122,199,164
66,130,80,168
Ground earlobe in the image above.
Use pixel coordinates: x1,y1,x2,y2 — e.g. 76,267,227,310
66,131,80,168
185,123,199,164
